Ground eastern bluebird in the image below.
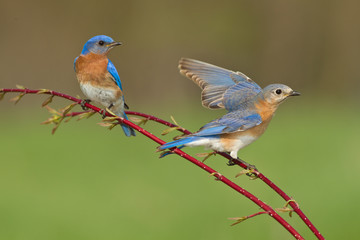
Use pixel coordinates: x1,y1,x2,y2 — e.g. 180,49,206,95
74,35,135,137
158,58,300,163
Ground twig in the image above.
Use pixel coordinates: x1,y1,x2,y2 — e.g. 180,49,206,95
229,211,269,226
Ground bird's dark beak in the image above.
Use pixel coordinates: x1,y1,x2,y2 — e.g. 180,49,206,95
107,41,122,48
290,91,301,96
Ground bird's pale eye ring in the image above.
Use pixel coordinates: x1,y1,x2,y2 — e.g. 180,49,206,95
275,89,282,95
98,40,105,46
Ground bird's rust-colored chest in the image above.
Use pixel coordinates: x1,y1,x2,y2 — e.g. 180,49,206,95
254,99,277,122
75,53,109,83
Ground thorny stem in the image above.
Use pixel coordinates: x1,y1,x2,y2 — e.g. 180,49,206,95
1,88,315,240
127,111,324,240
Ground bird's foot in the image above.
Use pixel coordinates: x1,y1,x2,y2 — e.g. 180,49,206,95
80,99,91,110
99,109,108,119
235,168,259,180
236,157,258,171
233,157,259,179
227,159,236,166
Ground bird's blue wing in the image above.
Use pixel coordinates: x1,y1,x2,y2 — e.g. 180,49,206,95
73,57,78,71
107,60,123,90
179,58,261,109
194,111,262,136
222,81,262,111
158,110,262,151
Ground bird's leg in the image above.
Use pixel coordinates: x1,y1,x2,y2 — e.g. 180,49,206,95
99,104,114,119
235,157,258,171
227,159,236,166
233,157,259,179
99,109,107,119
80,99,91,110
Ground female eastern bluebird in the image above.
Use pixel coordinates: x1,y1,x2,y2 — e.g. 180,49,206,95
74,35,135,137
158,58,300,162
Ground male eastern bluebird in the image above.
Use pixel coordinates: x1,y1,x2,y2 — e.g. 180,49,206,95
158,58,300,163
74,35,135,137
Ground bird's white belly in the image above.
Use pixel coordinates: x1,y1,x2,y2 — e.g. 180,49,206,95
80,83,116,108
224,134,257,151
185,134,257,158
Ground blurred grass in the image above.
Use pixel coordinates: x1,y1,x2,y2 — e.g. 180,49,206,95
0,98,359,239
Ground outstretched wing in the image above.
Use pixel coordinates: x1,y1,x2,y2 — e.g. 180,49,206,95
107,60,123,90
193,110,262,137
179,58,262,110
222,81,262,111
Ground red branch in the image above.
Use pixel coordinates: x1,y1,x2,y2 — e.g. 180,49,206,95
1,88,316,239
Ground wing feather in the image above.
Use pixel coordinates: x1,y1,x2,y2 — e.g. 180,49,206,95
107,60,123,90
193,111,262,137
179,58,261,110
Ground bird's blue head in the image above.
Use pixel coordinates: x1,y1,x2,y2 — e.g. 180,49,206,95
81,35,122,55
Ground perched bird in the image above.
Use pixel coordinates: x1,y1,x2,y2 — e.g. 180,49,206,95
158,58,300,163
74,35,135,136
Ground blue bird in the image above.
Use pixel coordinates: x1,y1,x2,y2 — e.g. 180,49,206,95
74,35,135,136
158,58,300,161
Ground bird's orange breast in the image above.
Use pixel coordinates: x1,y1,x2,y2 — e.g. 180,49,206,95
254,99,277,122
75,53,109,83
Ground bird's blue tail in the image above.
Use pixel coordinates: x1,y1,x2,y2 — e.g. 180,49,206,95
158,136,197,150
121,113,136,137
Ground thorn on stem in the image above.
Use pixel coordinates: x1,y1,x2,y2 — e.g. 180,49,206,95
209,172,222,180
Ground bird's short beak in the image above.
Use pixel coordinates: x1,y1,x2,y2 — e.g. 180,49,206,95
107,41,122,48
290,91,301,96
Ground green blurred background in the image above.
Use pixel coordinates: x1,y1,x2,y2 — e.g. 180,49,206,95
1,0,359,239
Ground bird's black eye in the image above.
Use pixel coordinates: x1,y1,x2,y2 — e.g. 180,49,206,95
275,89,282,95
98,40,105,46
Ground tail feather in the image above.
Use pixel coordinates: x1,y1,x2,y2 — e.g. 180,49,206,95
158,136,197,150
120,123,136,137
114,109,136,137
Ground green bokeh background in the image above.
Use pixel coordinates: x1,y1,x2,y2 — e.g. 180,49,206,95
1,0,359,239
